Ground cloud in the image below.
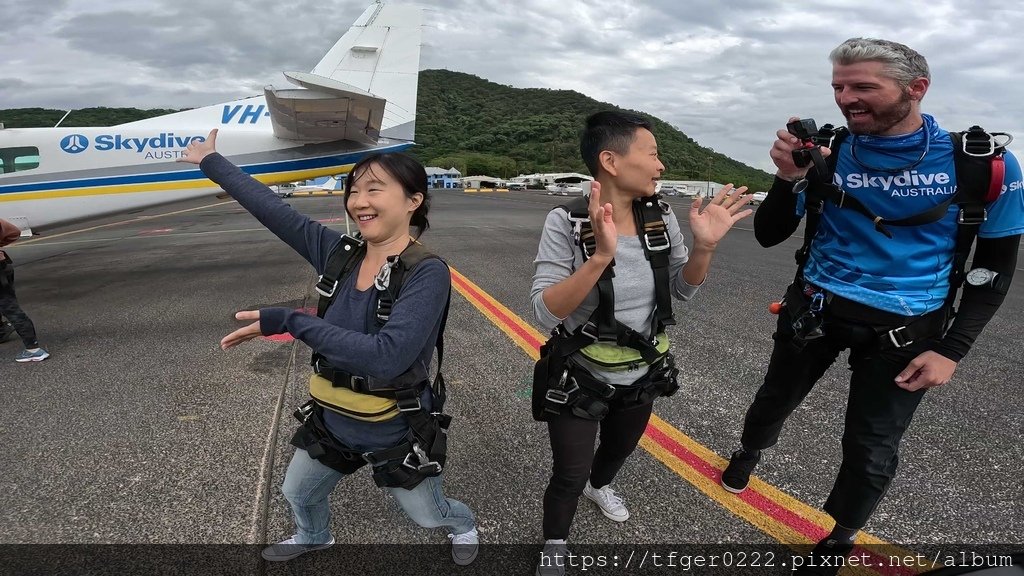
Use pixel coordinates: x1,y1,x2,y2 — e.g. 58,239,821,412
2,0,1022,172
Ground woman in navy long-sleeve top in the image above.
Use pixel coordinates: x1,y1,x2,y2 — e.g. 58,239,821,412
179,130,478,565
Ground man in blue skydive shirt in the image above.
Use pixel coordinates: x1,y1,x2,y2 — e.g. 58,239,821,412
719,38,1023,574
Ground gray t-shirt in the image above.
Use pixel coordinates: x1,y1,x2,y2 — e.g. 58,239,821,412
531,201,700,385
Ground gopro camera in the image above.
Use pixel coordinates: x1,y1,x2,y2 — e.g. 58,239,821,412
787,118,819,141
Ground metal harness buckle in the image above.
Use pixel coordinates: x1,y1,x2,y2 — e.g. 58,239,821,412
315,276,339,298
962,128,997,157
887,325,914,348
643,228,671,252
403,442,442,474
580,322,599,341
546,369,579,405
396,394,422,413
957,207,988,225
348,374,367,393
961,127,1014,157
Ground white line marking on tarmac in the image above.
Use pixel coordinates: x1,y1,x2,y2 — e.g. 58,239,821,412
15,200,238,245
14,223,353,248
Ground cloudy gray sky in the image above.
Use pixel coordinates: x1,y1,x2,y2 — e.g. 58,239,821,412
1,0,1021,172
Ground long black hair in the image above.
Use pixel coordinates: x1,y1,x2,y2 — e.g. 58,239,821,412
344,152,431,235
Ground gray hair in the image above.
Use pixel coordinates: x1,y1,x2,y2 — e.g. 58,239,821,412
829,38,930,87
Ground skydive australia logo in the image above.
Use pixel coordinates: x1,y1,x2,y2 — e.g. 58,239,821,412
59,133,206,159
835,170,955,198
60,134,89,154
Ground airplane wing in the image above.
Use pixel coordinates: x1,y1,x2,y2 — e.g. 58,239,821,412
264,72,385,144
262,3,421,144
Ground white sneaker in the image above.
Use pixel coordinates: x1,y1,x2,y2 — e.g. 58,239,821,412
261,535,335,561
583,481,630,522
448,527,479,566
536,540,568,576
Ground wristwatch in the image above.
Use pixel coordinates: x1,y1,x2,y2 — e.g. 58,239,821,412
966,267,998,287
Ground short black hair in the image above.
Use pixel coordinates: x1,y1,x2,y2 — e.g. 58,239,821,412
344,152,431,234
580,110,653,177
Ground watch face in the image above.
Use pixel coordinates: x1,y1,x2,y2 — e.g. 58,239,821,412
967,268,992,286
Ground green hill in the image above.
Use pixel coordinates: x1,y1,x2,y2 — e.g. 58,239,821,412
0,70,773,190
415,70,772,190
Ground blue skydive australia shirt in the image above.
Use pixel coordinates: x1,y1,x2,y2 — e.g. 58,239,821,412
797,114,1024,316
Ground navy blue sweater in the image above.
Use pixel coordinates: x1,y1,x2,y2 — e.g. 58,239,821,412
200,153,449,451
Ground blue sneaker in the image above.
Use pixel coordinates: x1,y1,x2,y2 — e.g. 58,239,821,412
15,347,49,362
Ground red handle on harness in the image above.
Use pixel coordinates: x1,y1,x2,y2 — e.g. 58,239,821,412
988,155,1005,202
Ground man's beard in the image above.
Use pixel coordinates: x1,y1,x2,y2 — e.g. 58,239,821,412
845,90,913,135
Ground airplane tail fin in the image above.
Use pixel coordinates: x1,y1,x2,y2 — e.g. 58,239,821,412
321,176,340,191
308,3,422,141
117,3,422,142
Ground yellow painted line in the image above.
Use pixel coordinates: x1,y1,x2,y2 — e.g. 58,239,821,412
449,268,543,361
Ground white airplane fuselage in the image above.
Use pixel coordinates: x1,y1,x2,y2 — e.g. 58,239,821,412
0,108,410,229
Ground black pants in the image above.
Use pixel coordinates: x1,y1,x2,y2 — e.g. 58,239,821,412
739,293,935,529
543,397,654,540
0,257,39,349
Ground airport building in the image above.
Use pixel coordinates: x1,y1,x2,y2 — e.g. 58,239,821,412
658,179,727,197
461,175,504,189
509,172,592,188
426,166,463,189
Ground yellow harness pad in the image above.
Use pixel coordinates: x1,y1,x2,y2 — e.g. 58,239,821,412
579,332,670,370
309,374,399,422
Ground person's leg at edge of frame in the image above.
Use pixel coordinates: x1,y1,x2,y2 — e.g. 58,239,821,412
262,448,344,562
795,338,932,575
387,473,478,565
0,314,14,342
722,310,844,494
538,411,601,576
584,399,656,522
0,267,48,362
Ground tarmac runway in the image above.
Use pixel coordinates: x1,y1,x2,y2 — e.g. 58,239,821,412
0,188,1020,574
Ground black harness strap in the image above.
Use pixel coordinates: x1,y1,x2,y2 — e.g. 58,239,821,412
944,129,1002,308
565,200,618,339
315,235,365,317
793,124,1008,346
636,197,676,337
558,194,676,364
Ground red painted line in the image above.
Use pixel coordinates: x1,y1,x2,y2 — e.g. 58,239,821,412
644,424,828,542
450,272,545,350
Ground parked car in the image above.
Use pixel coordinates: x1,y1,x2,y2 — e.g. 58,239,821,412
750,191,767,205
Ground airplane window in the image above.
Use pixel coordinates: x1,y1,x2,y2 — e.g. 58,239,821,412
0,146,40,174
16,155,40,171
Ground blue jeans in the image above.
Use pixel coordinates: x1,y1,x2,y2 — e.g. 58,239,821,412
281,448,476,544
